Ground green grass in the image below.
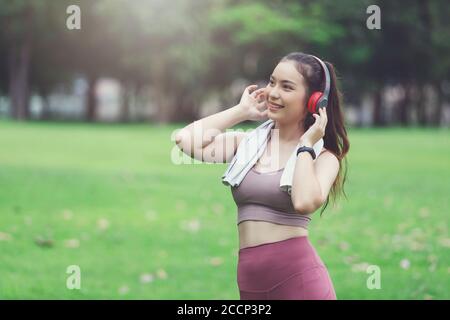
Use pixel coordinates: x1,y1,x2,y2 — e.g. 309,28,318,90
0,120,449,299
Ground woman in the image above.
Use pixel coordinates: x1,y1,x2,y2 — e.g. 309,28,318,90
175,52,349,300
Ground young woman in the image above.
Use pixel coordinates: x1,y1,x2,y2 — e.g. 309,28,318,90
176,52,349,300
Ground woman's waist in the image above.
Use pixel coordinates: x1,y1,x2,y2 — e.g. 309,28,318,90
237,203,312,228
238,220,309,249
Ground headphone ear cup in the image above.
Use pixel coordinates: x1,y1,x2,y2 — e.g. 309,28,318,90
307,91,323,113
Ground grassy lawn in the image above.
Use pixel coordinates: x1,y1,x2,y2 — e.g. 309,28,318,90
0,119,449,299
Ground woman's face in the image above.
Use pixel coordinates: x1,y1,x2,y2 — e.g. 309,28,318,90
264,60,308,123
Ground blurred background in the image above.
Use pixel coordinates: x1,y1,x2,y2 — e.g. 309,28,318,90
0,0,449,299
1,0,449,125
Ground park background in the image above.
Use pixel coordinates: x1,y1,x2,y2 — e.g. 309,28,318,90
0,0,449,299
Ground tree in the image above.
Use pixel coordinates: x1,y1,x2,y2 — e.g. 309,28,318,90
0,0,72,120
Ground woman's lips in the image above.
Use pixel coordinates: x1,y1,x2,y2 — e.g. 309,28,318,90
267,101,285,110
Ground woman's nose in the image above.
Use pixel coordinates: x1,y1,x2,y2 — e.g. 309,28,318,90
268,88,280,100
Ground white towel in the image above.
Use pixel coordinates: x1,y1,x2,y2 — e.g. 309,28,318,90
221,119,323,196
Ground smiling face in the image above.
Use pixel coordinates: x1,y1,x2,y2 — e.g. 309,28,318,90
264,60,309,124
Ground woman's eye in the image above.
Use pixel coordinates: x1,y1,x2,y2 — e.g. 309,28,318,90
268,80,291,90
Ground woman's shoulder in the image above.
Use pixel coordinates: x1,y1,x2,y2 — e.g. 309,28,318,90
318,147,340,161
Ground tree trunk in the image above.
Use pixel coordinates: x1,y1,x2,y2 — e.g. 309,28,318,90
173,89,200,123
180,100,200,123
398,83,411,126
373,87,384,126
154,83,175,124
416,84,427,126
85,75,98,122
8,41,31,121
431,81,443,126
119,80,131,122
7,4,33,121
155,95,173,124
40,92,51,120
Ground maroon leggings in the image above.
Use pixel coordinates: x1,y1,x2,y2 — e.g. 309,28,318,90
237,235,336,300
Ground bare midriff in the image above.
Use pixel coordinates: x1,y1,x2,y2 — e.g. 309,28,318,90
238,220,309,249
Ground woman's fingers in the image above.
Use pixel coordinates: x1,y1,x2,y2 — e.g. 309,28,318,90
246,84,258,95
256,100,267,111
313,113,320,125
256,92,266,103
313,111,323,130
321,107,327,129
318,108,327,131
250,87,265,98
317,108,323,127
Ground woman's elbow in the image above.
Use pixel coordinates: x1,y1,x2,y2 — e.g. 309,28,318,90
294,198,322,215
294,203,314,215
175,129,192,149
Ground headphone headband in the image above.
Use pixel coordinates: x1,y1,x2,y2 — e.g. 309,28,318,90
309,55,330,109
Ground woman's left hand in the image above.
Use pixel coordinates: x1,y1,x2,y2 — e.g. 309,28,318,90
299,107,328,146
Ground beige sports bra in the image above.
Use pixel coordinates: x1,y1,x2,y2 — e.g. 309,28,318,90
230,165,312,228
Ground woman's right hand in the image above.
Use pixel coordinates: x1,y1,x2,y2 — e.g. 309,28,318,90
237,84,269,121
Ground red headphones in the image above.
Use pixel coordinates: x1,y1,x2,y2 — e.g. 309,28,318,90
306,55,331,114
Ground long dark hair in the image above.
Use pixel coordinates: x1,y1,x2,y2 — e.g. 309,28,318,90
281,52,350,216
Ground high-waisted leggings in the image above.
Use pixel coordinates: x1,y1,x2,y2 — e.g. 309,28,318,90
237,235,336,300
